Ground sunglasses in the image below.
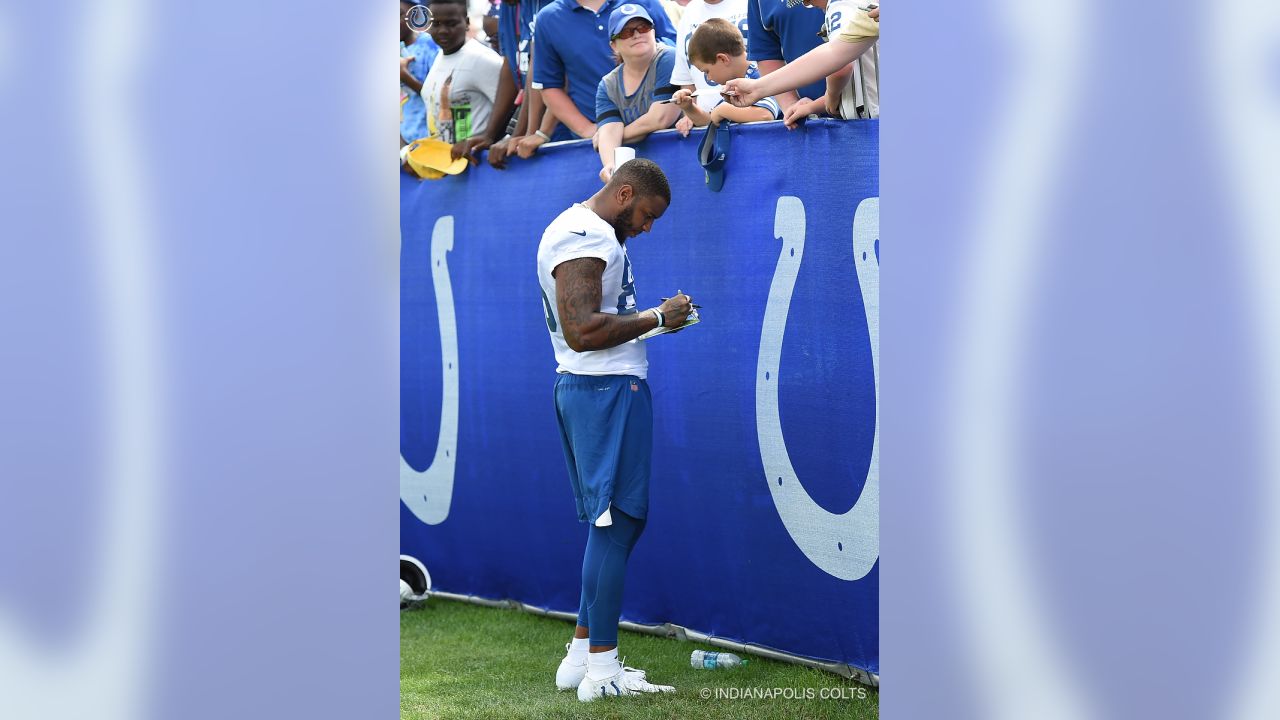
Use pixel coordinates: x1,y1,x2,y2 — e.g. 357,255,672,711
611,21,653,41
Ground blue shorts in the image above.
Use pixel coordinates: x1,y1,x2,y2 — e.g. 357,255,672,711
553,374,652,524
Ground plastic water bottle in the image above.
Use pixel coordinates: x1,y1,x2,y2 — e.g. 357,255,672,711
691,650,748,669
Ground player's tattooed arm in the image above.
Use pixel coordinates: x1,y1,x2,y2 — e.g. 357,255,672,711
554,257,659,352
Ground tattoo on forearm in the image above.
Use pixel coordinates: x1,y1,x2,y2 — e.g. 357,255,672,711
555,257,657,351
558,258,604,341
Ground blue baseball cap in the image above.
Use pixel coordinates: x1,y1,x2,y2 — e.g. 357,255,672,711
608,3,654,39
697,119,732,192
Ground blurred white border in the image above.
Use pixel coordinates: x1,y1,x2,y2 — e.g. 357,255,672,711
1215,2,1280,718
0,0,163,716
0,8,11,89
944,0,1095,717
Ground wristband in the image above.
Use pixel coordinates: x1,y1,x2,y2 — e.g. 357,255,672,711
651,308,665,328
535,129,551,142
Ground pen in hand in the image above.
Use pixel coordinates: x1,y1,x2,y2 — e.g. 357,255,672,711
660,298,702,309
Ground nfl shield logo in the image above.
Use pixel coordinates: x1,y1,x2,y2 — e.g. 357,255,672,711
630,382,638,392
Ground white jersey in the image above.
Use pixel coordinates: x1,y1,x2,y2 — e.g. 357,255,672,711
825,0,879,119
420,39,504,143
671,0,750,113
537,204,648,379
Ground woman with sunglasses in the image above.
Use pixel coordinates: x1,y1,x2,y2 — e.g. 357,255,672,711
593,4,682,183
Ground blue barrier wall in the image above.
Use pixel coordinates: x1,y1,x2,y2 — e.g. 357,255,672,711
400,119,878,675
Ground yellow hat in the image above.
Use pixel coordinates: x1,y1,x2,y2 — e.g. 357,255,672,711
404,138,469,179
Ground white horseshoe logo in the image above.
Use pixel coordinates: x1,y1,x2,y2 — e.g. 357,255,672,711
400,216,460,525
2,3,162,713
756,196,879,581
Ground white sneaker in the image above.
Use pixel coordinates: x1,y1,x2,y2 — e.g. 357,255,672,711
576,663,674,702
555,644,648,691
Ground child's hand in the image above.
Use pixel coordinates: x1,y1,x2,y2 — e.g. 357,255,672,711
782,101,809,130
783,98,823,129
675,115,694,137
599,163,614,184
709,103,727,124
671,88,695,111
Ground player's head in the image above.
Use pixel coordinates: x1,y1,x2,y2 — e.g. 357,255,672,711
427,0,468,53
688,18,747,85
604,159,670,241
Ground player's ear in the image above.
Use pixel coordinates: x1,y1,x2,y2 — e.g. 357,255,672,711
616,183,634,205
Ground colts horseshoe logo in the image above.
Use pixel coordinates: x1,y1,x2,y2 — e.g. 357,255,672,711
756,196,879,581
400,216,460,525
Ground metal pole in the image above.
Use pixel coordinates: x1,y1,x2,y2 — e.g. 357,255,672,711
420,591,879,688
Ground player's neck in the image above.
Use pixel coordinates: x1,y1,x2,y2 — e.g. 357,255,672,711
582,196,622,244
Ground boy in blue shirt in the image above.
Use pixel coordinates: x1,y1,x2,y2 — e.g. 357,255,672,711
670,18,781,126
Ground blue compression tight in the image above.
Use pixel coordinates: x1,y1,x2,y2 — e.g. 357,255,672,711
576,508,647,647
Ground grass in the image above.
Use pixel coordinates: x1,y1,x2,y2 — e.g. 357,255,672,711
401,597,878,720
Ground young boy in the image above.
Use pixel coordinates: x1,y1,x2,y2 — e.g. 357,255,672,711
670,18,781,127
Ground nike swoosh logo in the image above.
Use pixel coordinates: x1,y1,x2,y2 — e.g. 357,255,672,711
570,230,587,236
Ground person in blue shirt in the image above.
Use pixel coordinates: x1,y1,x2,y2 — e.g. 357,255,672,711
530,0,677,147
489,0,556,167
594,5,681,182
498,0,551,89
746,0,826,110
400,0,441,143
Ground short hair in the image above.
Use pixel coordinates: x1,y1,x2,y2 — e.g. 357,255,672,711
610,159,670,205
427,0,467,9
687,18,745,65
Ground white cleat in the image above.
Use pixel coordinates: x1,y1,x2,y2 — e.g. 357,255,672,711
555,644,648,690
576,663,675,702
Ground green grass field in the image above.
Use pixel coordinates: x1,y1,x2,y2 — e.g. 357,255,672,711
401,598,878,720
